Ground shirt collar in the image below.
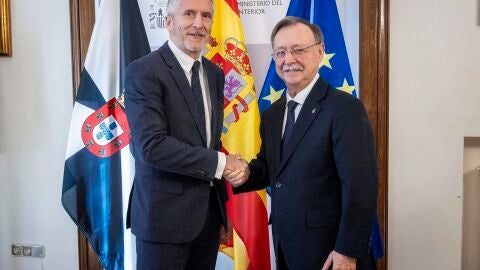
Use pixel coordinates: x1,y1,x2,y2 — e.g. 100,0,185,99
168,41,203,73
286,73,320,107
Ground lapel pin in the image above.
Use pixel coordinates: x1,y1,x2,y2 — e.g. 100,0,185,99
312,108,316,114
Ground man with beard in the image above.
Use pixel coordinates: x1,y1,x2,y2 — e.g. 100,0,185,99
124,0,247,269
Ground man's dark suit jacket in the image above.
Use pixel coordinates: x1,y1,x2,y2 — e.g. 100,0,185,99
235,77,377,269
124,42,228,244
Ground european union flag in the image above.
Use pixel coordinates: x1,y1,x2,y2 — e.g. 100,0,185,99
61,0,150,269
258,0,310,113
258,0,384,261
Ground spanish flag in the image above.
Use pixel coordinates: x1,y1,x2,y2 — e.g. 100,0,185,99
205,0,271,269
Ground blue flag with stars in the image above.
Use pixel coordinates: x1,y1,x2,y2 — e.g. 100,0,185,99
258,0,310,113
258,0,384,261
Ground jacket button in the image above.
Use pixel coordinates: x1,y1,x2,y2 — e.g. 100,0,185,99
195,169,205,176
275,182,283,188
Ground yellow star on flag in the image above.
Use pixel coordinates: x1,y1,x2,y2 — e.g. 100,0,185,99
262,86,285,104
319,52,335,69
337,79,355,94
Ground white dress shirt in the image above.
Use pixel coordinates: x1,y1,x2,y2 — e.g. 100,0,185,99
282,74,320,136
168,41,226,179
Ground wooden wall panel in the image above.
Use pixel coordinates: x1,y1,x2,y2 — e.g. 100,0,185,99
70,0,95,95
360,0,389,269
70,0,102,269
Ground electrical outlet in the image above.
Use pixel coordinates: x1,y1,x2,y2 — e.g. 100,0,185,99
11,244,22,256
31,245,45,258
11,244,45,258
22,246,32,256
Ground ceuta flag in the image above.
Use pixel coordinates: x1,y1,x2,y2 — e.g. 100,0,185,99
205,0,271,269
61,0,150,268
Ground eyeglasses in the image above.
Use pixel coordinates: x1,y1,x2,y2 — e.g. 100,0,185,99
271,43,321,61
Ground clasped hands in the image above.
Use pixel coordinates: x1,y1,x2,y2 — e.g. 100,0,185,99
223,154,249,187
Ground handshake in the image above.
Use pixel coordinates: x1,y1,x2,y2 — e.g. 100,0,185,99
223,154,249,187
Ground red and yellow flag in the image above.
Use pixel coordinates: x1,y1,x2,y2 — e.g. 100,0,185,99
205,0,271,269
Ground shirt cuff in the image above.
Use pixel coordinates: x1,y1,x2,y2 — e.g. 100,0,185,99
215,152,226,179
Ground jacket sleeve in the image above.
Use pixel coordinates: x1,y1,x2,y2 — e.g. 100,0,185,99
233,113,269,194
332,96,378,259
125,59,220,181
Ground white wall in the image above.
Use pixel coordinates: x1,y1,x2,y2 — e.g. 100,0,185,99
0,0,78,269
390,0,480,269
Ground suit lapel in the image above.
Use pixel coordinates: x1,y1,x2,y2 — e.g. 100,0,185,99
270,97,286,178
277,78,328,176
159,43,207,145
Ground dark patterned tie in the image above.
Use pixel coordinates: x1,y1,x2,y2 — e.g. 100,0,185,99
282,100,298,159
191,61,206,131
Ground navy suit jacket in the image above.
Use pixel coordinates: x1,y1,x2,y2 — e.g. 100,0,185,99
235,77,377,269
124,42,228,243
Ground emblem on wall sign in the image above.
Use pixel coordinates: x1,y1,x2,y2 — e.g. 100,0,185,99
148,0,168,29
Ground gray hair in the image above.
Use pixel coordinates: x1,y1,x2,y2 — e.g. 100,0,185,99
166,0,214,16
270,16,324,47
